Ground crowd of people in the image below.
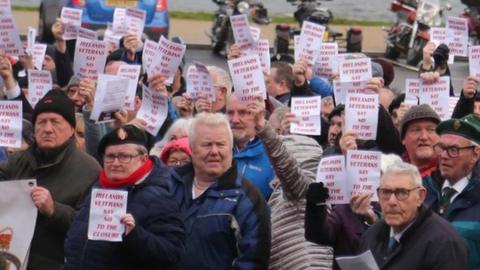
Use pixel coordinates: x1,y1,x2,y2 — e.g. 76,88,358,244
1,8,480,270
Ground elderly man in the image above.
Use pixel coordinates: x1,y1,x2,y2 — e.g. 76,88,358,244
424,114,480,269
192,66,233,114
0,90,100,270
399,104,441,177
265,61,294,105
169,112,271,270
64,125,184,269
226,94,275,199
360,162,467,269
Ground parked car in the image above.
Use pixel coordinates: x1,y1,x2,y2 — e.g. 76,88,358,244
38,0,169,43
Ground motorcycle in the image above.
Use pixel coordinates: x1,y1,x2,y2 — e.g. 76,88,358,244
384,0,417,61
209,0,271,55
459,1,480,45
273,0,362,56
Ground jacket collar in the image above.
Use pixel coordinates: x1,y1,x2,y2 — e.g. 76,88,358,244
173,160,239,190
26,137,76,170
233,136,263,157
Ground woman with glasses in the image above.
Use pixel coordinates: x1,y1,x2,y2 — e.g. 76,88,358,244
160,137,192,167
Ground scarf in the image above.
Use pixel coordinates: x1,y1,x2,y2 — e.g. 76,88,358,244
99,159,153,188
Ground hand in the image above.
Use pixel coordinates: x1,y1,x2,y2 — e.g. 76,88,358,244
329,72,340,82
228,44,242,60
194,95,213,113
396,102,409,124
148,74,169,96
279,112,297,135
52,19,65,42
173,94,194,118
121,213,135,236
128,118,147,130
420,71,440,84
0,53,16,90
31,186,54,217
422,42,436,67
462,76,479,99
365,77,384,94
339,131,358,154
79,78,96,111
350,194,377,224
246,96,266,131
292,59,313,86
306,182,330,207
123,33,143,59
114,109,129,126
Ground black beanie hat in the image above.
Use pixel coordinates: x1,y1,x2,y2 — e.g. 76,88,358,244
32,89,76,128
97,125,153,156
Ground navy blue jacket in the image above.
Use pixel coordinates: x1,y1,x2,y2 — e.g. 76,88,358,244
63,157,185,270
169,163,271,270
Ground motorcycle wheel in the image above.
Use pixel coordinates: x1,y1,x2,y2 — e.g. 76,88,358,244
385,46,400,60
406,38,427,66
212,22,229,54
274,36,290,55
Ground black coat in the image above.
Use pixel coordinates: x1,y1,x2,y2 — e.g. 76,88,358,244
359,205,468,270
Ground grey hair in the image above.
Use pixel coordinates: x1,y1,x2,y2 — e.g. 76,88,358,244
207,66,233,97
381,161,422,187
321,96,334,106
189,112,233,147
135,145,148,155
149,118,193,156
269,106,290,133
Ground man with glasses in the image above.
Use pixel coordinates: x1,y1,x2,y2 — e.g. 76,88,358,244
424,114,480,270
360,162,467,269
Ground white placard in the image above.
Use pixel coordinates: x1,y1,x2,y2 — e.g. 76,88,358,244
149,36,186,84
419,76,450,120
290,96,322,135
230,14,254,48
346,150,381,201
27,69,52,108
125,7,146,39
0,179,38,269
73,38,108,80
333,80,369,105
112,8,127,35
250,39,271,73
32,44,47,71
0,0,11,14
313,42,339,79
61,7,82,41
405,78,421,106
339,58,372,82
104,25,122,52
430,27,446,47
0,100,22,148
91,74,130,123
78,27,98,40
26,26,36,55
116,64,140,111
0,13,24,56
469,46,480,78
136,85,169,136
87,188,128,242
186,62,216,102
250,26,261,42
316,155,349,204
448,96,459,118
336,250,379,270
295,21,325,66
345,93,379,140
228,54,267,102
142,39,158,75
446,17,469,57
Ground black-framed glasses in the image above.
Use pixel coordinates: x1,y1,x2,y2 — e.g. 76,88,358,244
377,187,421,201
433,143,477,158
103,153,142,164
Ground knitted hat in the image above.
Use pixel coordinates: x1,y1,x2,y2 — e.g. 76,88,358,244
436,114,480,144
98,125,153,156
32,89,76,128
371,61,384,79
159,137,192,164
399,104,441,138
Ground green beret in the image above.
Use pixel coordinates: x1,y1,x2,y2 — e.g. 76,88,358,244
436,114,480,144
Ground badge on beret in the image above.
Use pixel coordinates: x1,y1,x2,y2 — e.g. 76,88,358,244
117,128,128,140
453,120,461,130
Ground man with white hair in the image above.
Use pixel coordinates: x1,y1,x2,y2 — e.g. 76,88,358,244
193,66,233,114
360,162,467,269
168,112,271,270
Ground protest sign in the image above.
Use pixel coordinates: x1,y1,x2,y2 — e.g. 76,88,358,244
0,101,22,148
446,16,469,57
469,46,480,77
61,7,82,40
429,27,446,47
249,39,271,73
339,57,372,82
28,69,52,108
316,155,349,204
90,74,130,123
295,21,325,66
313,42,338,79
419,76,450,120
149,36,186,84
290,96,322,135
112,8,127,35
73,38,107,80
333,80,370,105
186,62,216,102
104,24,122,52
87,188,128,242
116,64,140,110
32,44,47,71
346,150,381,201
0,13,24,56
228,54,267,101
136,85,169,136
26,26,36,55
336,250,379,270
125,7,146,39
78,27,98,40
0,179,37,270
448,96,459,118
230,14,254,48
405,78,421,106
0,0,10,14
142,39,158,75
250,26,261,42
345,93,379,140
